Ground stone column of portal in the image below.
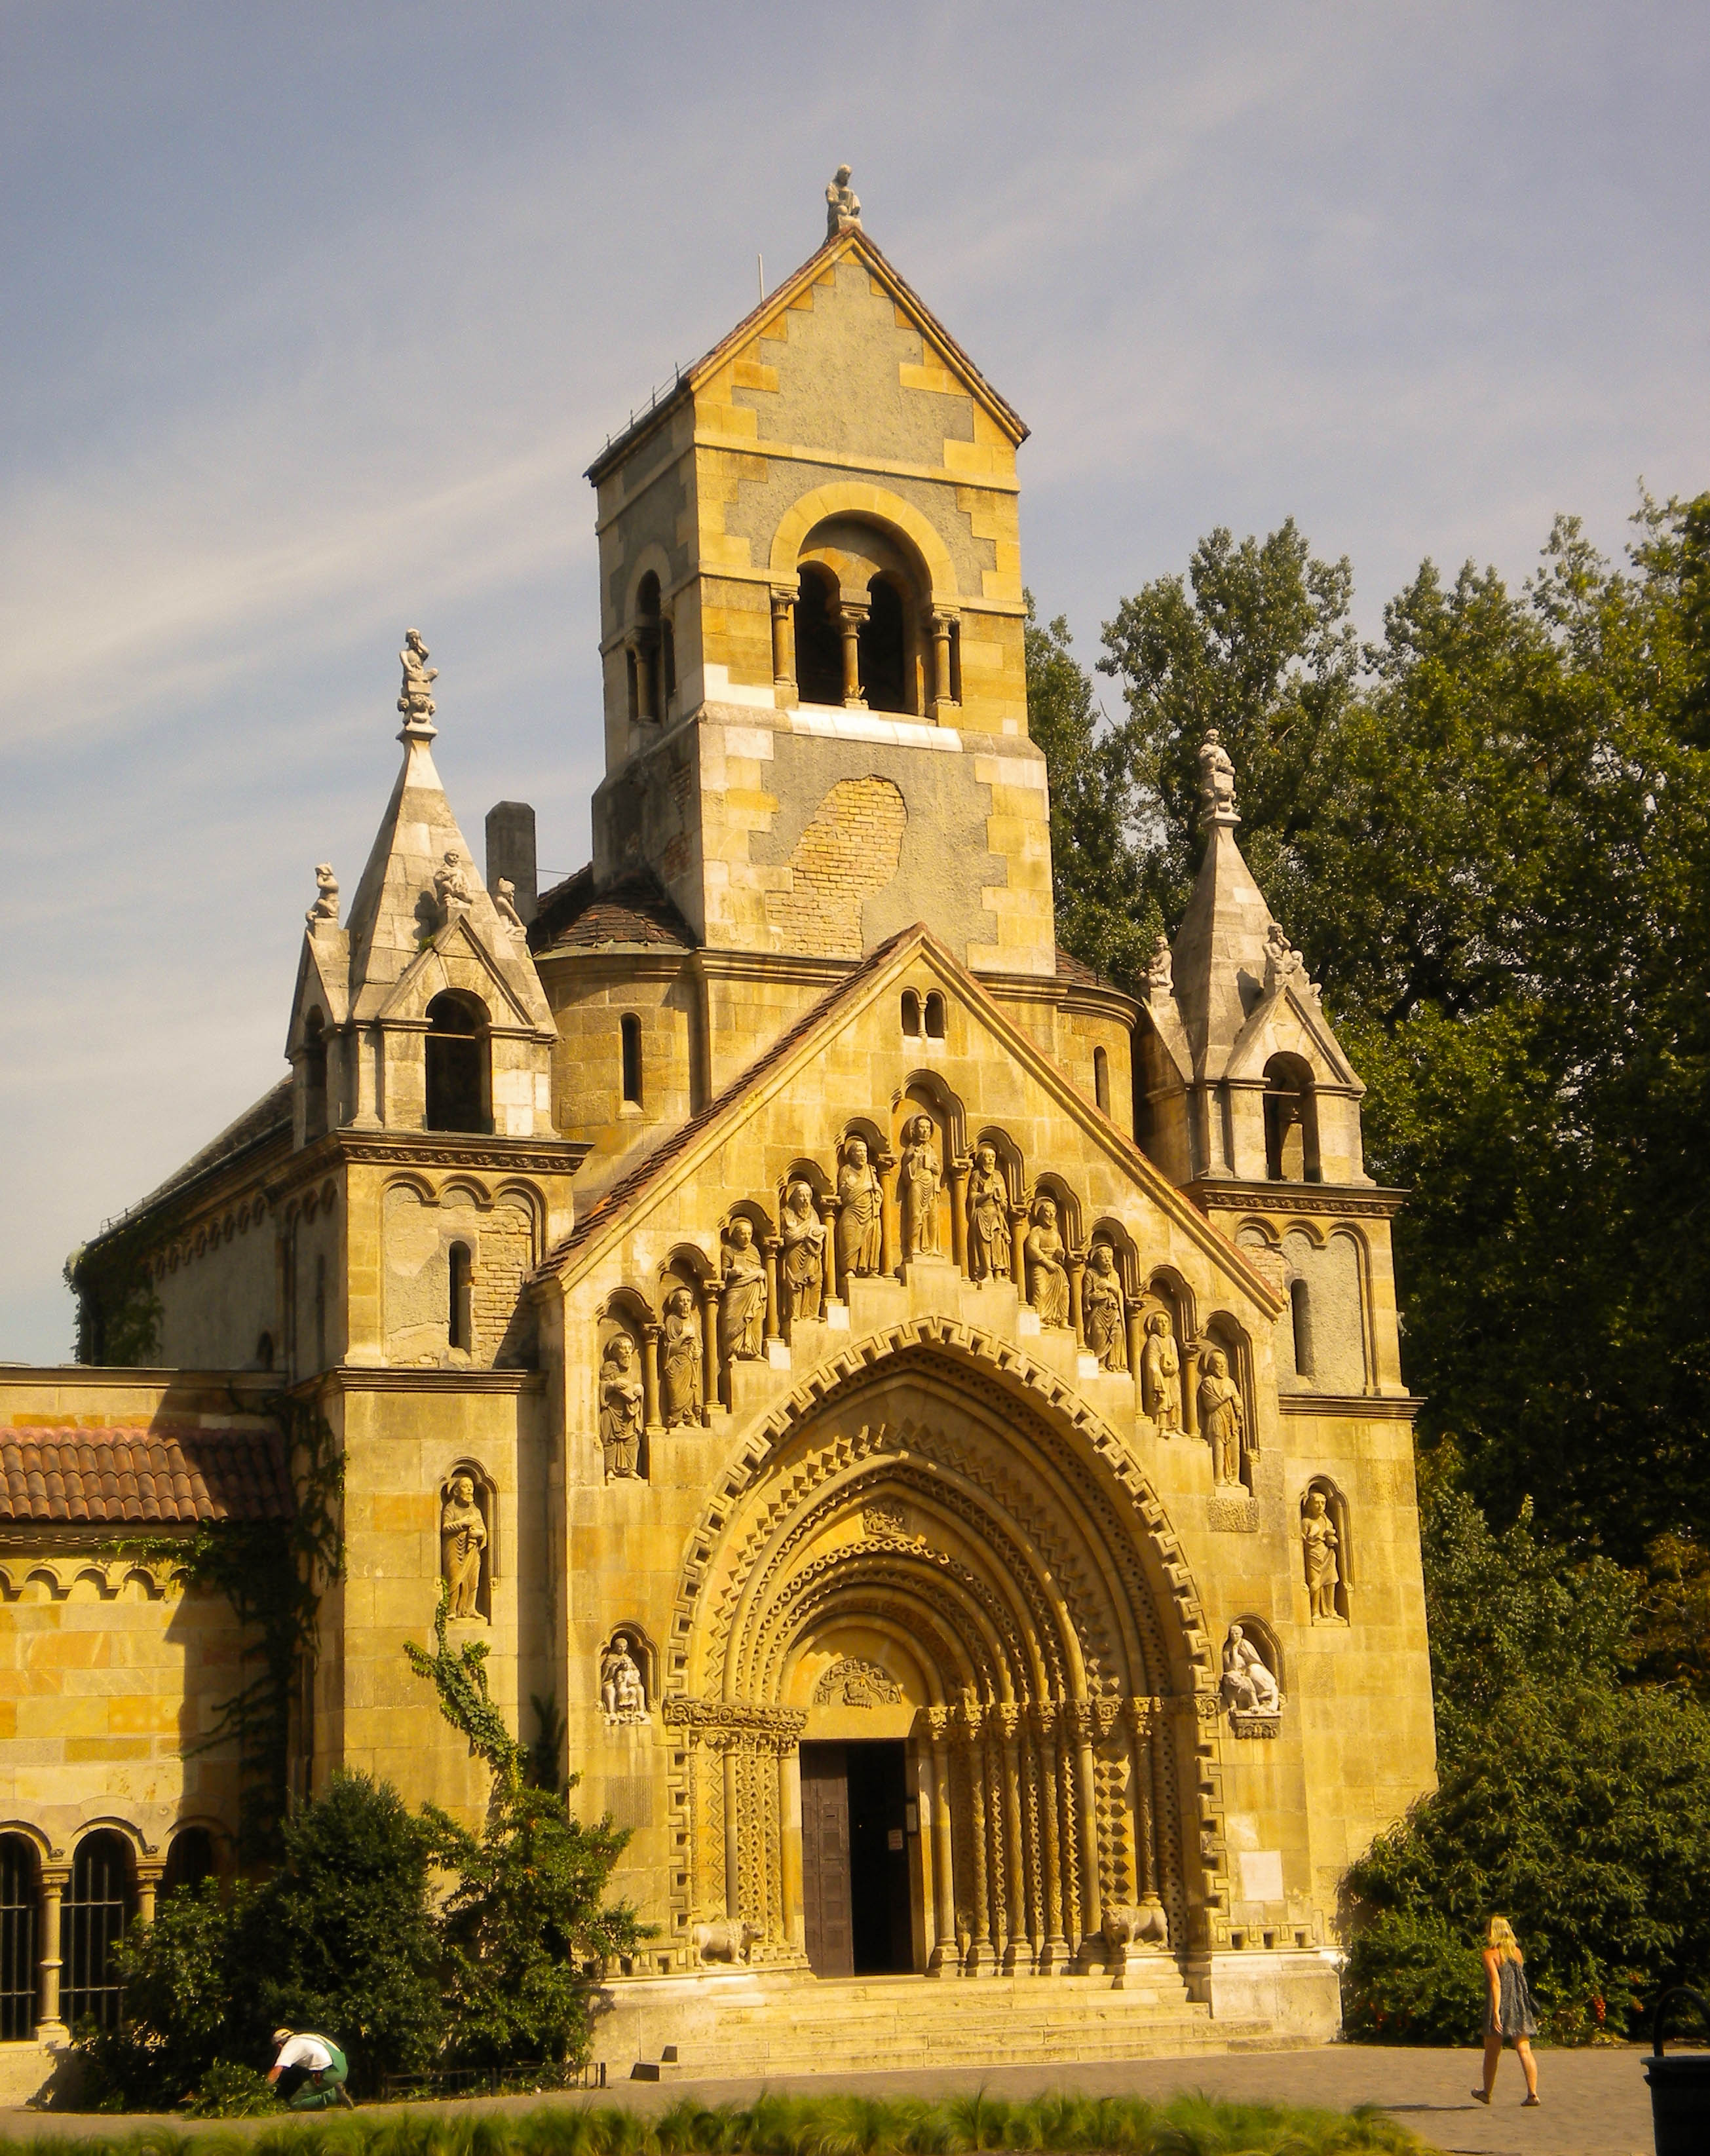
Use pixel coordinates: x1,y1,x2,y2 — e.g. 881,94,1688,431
37,1869,68,2040
1073,1707,1103,1965
818,1191,845,1306
1125,1298,1147,1393
1033,1707,1071,1971
926,1726,957,1974
721,1740,742,1920
837,603,869,709
641,1324,663,1438
930,610,958,717
1067,1249,1088,1349
998,1709,1032,1973
1125,1699,1156,1904
770,588,797,698
763,1238,784,1345
1009,1205,1030,1291
876,1150,896,1278
1181,1341,1201,1438
778,1744,804,1954
136,1864,162,1927
697,1279,721,1417
963,1728,995,1973
947,1156,970,1274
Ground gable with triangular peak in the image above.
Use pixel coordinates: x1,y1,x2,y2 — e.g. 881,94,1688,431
376,909,554,1036
1225,979,1363,1093
542,926,1282,1331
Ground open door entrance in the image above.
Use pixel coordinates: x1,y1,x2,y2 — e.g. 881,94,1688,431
800,1739,913,1976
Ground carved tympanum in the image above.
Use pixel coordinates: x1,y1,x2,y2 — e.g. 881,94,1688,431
812,1657,903,1708
899,1114,941,1260
718,1220,766,1363
966,1144,1010,1283
599,1333,644,1479
660,1287,702,1427
1198,1348,1245,1486
1082,1241,1126,1371
600,1632,648,1722
780,1182,826,1323
1140,1310,1183,1433
1023,1197,1069,1326
862,1499,909,1540
440,1471,487,1619
835,1137,883,1279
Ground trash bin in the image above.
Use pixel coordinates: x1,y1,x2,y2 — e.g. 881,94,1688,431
1644,1986,1710,2156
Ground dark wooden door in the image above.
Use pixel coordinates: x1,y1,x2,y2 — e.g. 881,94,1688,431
801,1743,853,1976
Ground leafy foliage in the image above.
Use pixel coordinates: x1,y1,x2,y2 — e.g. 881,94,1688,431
404,1585,521,1780
83,1880,252,2110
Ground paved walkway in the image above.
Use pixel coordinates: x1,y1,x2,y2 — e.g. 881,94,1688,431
0,2045,1667,2156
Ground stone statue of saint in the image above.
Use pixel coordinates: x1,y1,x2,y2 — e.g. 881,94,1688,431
1143,934,1173,998
899,1114,941,1260
1263,922,1309,998
718,1219,767,1364
599,1333,643,1479
1302,1488,1342,1623
434,849,472,923
1140,1310,1183,1433
1221,1624,1280,1714
1198,1347,1245,1485
781,1181,826,1323
440,1471,487,1617
825,164,862,238
660,1287,702,1428
493,876,529,939
835,1137,884,1279
601,1634,647,1722
966,1144,1011,1284
1082,1241,1127,1370
398,627,438,723
1023,1198,1070,1327
1198,728,1237,822
306,863,339,926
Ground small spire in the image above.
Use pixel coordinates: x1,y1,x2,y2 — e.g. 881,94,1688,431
826,164,862,240
1197,729,1240,830
396,626,438,742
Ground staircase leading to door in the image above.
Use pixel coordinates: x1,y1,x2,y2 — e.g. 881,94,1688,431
596,1968,1298,2084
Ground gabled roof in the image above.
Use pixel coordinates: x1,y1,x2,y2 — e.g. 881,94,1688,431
586,226,1028,484
531,865,698,956
535,923,1282,1315
0,1426,293,1525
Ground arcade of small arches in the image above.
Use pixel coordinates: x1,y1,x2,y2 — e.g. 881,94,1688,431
0,1819,220,2043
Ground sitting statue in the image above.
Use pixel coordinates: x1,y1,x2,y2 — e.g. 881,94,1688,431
306,863,339,926
600,1634,648,1722
1263,922,1310,997
1221,1623,1281,1716
493,876,529,939
434,849,473,924
825,164,862,238
398,627,438,723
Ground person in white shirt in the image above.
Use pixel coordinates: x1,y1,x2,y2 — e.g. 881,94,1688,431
267,2027,354,2109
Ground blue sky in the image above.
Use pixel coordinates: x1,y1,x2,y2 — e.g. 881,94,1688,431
3,2,1706,1362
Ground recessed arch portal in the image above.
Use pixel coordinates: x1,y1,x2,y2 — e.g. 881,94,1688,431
664,1319,1221,1981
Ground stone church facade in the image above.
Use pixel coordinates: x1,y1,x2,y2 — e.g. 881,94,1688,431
1,204,1434,2085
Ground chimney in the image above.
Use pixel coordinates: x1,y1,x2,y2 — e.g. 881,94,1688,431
485,801,538,924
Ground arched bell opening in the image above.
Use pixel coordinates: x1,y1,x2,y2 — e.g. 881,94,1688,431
664,1333,1213,1982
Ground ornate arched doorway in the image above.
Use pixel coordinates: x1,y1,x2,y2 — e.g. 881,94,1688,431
663,1323,1217,1978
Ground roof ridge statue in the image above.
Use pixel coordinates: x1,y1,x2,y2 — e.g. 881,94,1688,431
397,627,438,732
826,164,862,239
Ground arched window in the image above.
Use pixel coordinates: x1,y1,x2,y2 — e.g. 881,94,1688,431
924,992,946,1040
1263,1054,1320,1182
1289,1277,1316,1380
255,1330,275,1373
425,993,487,1133
620,1013,643,1107
634,573,662,723
860,575,909,713
301,1011,328,1141
449,1242,474,1353
1093,1046,1111,1114
900,991,921,1037
163,1827,215,1896
64,1831,133,2032
0,1835,37,2040
794,565,844,707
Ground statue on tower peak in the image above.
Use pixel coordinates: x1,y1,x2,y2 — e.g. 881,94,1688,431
397,627,438,734
1197,728,1240,829
826,164,862,240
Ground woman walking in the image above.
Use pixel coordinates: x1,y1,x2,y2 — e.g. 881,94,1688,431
1472,1916,1540,2108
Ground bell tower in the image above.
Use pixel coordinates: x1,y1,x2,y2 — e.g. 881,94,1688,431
582,185,1057,975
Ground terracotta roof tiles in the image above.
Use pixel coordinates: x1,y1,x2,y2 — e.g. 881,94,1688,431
531,865,696,956
0,1427,293,1526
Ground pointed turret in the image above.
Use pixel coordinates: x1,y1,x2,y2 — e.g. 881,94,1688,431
1137,734,1367,1188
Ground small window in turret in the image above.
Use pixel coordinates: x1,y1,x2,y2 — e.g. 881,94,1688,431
621,1013,643,1107
1093,1045,1110,1112
924,992,946,1040
860,575,909,714
901,991,922,1036
1263,1054,1320,1182
426,993,489,1133
449,1242,474,1352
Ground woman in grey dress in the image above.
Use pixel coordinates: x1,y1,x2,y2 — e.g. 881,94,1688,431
1472,1916,1540,2107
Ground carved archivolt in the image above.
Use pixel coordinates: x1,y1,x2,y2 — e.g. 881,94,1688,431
812,1657,903,1707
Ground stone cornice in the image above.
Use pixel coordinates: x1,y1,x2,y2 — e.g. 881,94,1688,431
1188,1180,1407,1220
1278,1391,1423,1419
271,1127,590,1199
321,1366,546,1396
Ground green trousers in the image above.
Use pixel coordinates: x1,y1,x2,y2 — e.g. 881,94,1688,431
286,2044,350,2109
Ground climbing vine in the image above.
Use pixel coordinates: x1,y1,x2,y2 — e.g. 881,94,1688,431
405,1585,523,1785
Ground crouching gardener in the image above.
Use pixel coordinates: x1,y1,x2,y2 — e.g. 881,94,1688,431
267,2027,354,2109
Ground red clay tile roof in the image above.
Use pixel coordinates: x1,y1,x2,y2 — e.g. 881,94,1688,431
531,865,696,955
0,1427,294,1526
1054,945,1103,987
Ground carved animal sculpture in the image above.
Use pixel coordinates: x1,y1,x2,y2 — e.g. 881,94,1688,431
692,1918,761,1964
1102,1897,1169,1953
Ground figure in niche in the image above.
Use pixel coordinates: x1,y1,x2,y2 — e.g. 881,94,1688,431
1302,1489,1343,1623
1141,1310,1183,1434
835,1137,884,1279
966,1144,1011,1284
434,849,473,924
717,1219,767,1364
493,877,529,939
1221,1625,1280,1714
1082,1241,1127,1370
899,1114,941,1260
1023,1196,1070,1327
440,1471,487,1618
398,626,438,722
781,1182,826,1323
600,1633,648,1723
1263,922,1310,998
1198,1347,1246,1485
599,1333,644,1479
660,1287,702,1427
306,863,339,926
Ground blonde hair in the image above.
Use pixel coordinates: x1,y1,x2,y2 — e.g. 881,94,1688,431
1487,1916,1521,1962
